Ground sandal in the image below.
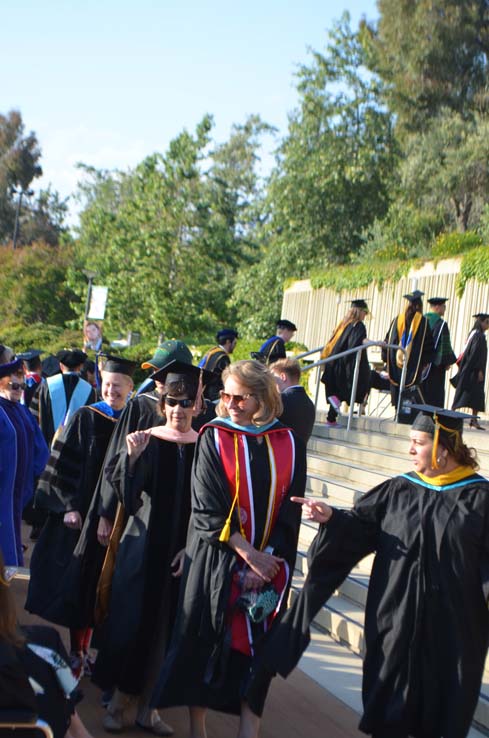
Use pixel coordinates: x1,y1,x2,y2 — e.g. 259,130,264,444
470,419,485,430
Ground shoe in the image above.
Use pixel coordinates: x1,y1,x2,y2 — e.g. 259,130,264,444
327,395,341,412
83,652,96,677
103,710,124,733
135,709,174,736
470,419,485,430
325,420,338,427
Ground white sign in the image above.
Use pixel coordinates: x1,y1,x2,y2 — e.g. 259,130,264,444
88,286,109,320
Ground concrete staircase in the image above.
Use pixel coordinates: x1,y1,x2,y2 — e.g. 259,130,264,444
293,414,489,736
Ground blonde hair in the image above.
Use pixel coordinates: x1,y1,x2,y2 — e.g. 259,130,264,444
271,358,301,384
217,360,283,426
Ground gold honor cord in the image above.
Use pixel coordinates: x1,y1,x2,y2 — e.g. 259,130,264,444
219,433,246,543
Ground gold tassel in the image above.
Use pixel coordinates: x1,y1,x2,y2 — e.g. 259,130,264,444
219,434,245,542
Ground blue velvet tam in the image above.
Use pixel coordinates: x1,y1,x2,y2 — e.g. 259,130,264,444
0,357,22,379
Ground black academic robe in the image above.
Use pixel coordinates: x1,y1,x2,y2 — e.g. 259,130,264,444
452,329,488,412
151,420,306,716
260,471,489,738
421,315,456,408
384,314,434,406
321,321,370,404
25,404,118,627
200,347,231,401
259,335,286,365
92,437,194,698
30,374,96,448
279,386,316,445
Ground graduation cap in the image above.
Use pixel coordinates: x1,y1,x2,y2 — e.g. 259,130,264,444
152,359,214,398
403,290,424,302
56,349,87,369
411,404,473,470
351,299,369,311
141,340,193,370
98,354,138,377
217,328,239,343
17,349,43,362
427,297,448,306
473,313,489,320
0,354,23,379
276,319,297,331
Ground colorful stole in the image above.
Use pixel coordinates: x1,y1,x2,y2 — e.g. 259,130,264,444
407,465,479,490
320,319,355,360
198,346,227,371
395,311,423,369
46,374,93,440
213,424,295,655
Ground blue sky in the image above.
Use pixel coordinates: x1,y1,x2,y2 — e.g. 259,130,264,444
2,0,378,221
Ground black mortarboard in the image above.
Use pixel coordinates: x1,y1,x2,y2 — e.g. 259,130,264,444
56,349,87,369
217,328,239,343
351,299,369,310
427,297,448,306
473,313,489,320
411,404,473,469
17,349,43,362
0,355,23,379
152,360,214,397
99,354,138,377
276,319,297,331
403,290,424,302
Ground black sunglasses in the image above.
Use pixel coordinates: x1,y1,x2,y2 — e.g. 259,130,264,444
164,396,194,408
8,381,26,391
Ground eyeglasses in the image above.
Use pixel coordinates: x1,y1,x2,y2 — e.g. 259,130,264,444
219,391,255,407
8,381,26,391
164,396,194,408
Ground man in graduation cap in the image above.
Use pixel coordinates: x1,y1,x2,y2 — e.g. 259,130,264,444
26,354,137,678
420,297,456,408
256,404,489,738
17,348,44,408
383,290,434,412
198,327,239,401
255,319,297,365
30,348,96,448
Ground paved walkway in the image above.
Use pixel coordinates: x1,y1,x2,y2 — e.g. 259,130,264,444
14,573,363,738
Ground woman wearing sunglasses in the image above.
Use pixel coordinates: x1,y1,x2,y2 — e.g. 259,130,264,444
0,345,49,566
92,360,210,736
152,359,307,738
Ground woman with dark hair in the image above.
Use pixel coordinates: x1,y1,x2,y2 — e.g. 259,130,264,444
0,345,49,565
93,360,210,735
320,299,371,426
0,551,93,738
257,404,489,738
152,359,307,738
452,312,489,429
383,291,434,411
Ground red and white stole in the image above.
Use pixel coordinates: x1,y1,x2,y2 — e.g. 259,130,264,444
212,424,295,655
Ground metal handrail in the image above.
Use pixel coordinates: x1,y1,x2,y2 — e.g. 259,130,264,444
298,341,408,431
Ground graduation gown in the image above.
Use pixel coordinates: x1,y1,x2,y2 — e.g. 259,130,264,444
260,471,489,738
321,321,370,404
0,398,49,566
199,346,231,401
259,335,286,365
92,436,195,697
152,419,306,716
30,373,96,448
452,329,488,412
25,403,119,627
384,314,434,405
421,314,456,408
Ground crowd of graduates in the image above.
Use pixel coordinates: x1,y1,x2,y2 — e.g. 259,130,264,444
1,295,489,738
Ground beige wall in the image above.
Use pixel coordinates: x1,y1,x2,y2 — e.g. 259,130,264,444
282,258,489,415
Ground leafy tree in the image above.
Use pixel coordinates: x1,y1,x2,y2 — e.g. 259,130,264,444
0,110,42,242
369,0,489,132
266,13,398,269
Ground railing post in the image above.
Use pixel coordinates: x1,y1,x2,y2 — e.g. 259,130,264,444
347,349,362,432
